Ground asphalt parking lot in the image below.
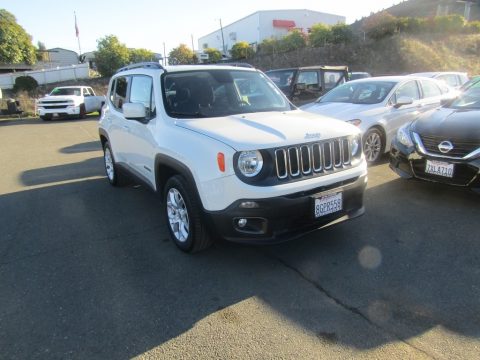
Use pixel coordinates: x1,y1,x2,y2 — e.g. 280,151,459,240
1,116,479,359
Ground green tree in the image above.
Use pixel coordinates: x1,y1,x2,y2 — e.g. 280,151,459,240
95,35,130,77
309,23,332,47
280,30,306,51
363,11,398,40
13,75,38,95
168,44,194,65
129,48,156,63
36,41,48,61
203,47,222,62
330,24,355,44
230,41,254,59
257,38,280,55
0,9,36,64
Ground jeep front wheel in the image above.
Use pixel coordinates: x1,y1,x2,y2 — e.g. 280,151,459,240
103,141,122,186
164,175,213,253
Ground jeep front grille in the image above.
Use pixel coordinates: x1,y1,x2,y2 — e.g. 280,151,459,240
274,138,352,180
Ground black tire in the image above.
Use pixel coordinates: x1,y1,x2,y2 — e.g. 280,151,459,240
102,141,123,186
40,115,52,121
78,103,86,119
164,175,213,253
363,128,385,164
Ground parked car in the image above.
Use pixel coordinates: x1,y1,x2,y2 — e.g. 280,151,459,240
301,76,454,163
460,75,480,92
37,86,105,120
99,62,367,253
349,72,371,81
410,72,469,89
265,66,349,106
390,80,480,192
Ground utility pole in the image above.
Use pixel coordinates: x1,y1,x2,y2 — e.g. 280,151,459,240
219,18,226,57
163,42,166,66
74,12,82,58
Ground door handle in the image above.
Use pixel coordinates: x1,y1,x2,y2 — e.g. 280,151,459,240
122,125,130,131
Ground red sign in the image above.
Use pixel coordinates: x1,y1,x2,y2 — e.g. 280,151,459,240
273,20,296,28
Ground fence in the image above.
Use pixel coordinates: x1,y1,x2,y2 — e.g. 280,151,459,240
0,63,90,90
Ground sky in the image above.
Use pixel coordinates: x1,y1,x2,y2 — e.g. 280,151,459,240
3,0,402,56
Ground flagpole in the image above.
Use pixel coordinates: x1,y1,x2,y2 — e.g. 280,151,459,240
74,11,82,58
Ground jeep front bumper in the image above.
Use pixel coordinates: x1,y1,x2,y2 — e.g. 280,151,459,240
204,174,367,243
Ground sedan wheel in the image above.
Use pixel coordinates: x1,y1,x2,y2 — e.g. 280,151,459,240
363,129,384,163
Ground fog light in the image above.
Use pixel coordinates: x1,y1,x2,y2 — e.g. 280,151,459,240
239,201,259,209
238,218,247,228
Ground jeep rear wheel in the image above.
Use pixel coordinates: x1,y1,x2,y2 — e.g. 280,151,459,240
164,175,213,253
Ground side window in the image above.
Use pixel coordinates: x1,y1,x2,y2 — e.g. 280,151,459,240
112,76,129,110
395,81,420,101
298,71,319,87
437,74,458,87
324,71,345,90
83,88,91,97
420,80,442,98
130,75,155,119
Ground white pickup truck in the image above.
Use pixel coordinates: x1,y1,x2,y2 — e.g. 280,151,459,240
37,86,105,120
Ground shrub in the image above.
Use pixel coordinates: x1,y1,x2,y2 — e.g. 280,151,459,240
330,24,355,44
279,30,307,52
433,15,465,34
12,76,38,95
363,11,398,40
230,41,255,59
464,21,480,34
309,23,332,47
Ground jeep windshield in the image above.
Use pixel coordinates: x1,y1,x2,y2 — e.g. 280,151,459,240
163,69,292,118
50,88,81,96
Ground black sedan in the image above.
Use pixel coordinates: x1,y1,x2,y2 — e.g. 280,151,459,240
389,84,480,193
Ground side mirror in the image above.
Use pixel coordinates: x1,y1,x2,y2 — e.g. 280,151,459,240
123,102,147,120
394,96,413,108
440,97,456,107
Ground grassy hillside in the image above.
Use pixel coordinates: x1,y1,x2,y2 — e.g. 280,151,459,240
368,33,480,75
252,33,480,76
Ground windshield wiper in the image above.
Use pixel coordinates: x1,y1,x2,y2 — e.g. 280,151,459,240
169,111,207,118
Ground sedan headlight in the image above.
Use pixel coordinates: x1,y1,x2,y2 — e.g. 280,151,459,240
397,124,414,147
237,150,263,177
346,119,362,126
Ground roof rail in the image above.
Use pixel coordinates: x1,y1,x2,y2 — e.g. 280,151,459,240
116,62,165,73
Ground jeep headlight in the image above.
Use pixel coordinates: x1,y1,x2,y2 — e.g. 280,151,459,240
397,124,414,147
237,150,263,177
351,135,361,157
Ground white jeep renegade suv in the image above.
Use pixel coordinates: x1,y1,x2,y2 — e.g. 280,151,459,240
99,62,367,252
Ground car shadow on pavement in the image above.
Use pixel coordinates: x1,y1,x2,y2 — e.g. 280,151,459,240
0,115,99,127
19,158,104,186
1,173,479,358
59,141,102,154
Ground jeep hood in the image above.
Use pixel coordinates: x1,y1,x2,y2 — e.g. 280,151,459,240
174,110,360,151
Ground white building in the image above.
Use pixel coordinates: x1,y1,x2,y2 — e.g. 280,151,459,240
198,9,345,56
45,48,79,68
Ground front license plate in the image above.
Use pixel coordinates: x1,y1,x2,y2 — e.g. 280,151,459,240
314,192,343,218
425,160,454,178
